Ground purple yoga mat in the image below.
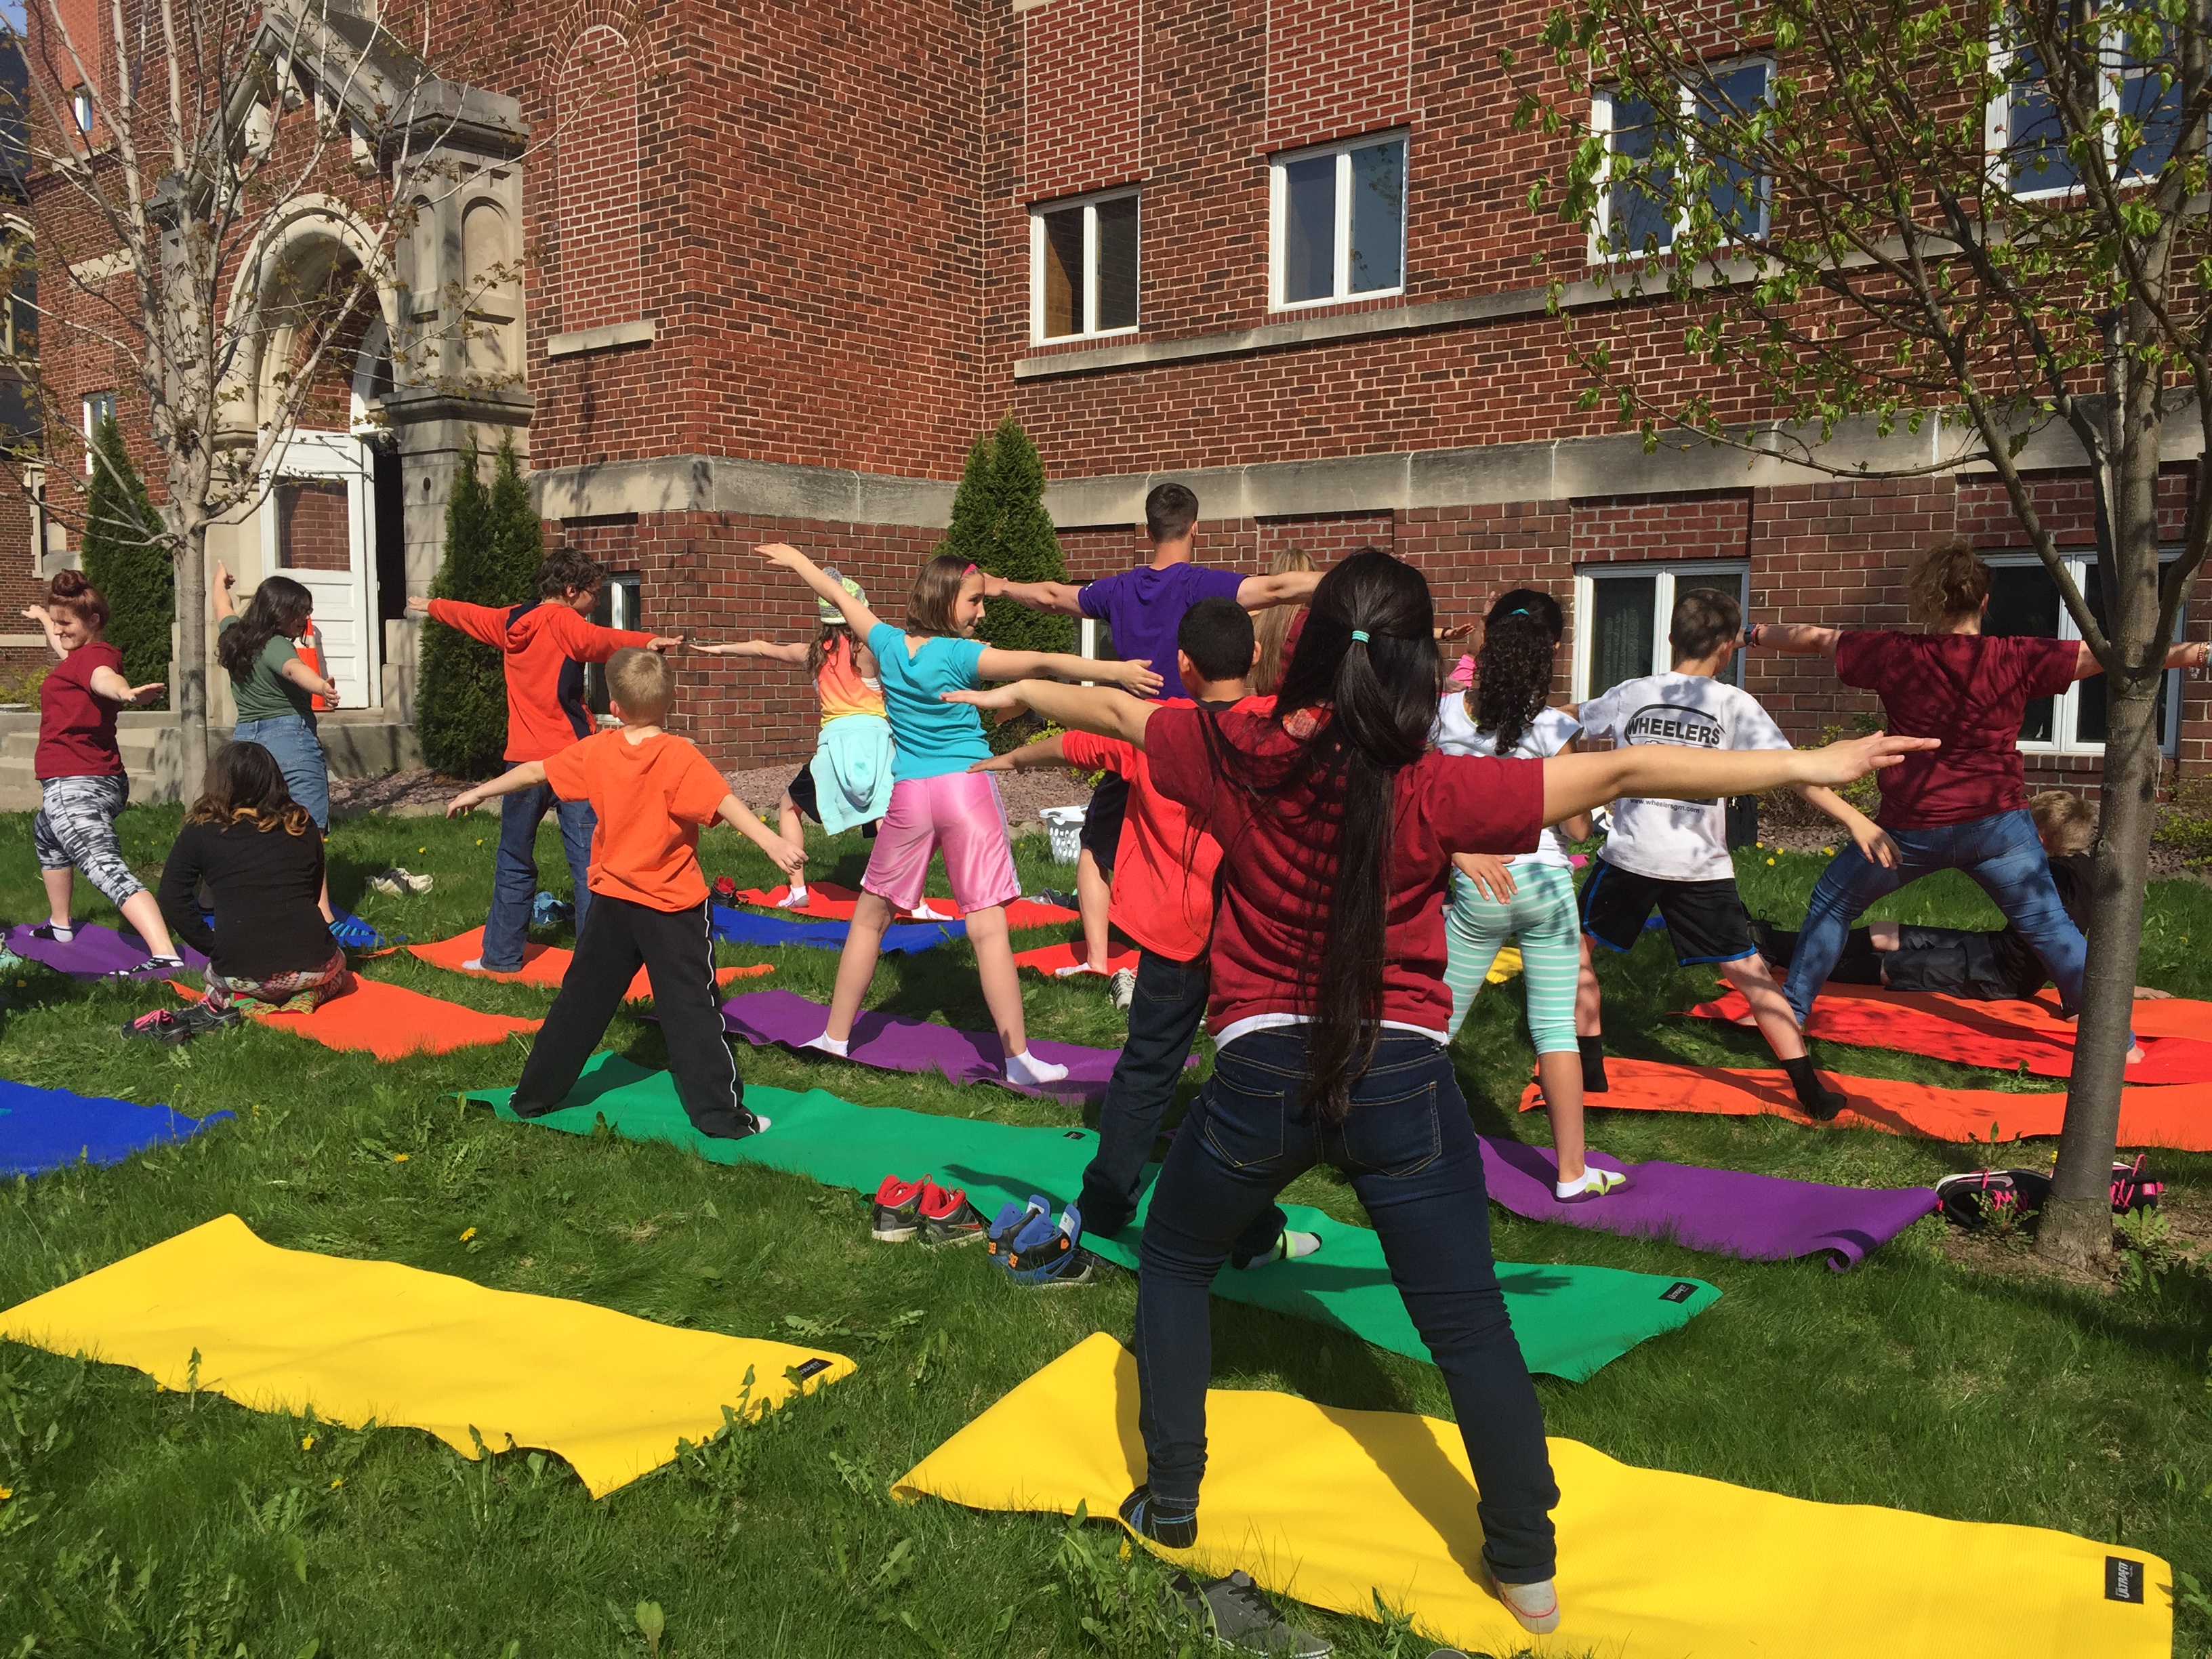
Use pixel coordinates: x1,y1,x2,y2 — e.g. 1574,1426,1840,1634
716,987,1179,1105
1478,1136,1938,1272
4,922,208,980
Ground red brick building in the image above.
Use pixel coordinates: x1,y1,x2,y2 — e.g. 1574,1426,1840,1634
20,0,2208,787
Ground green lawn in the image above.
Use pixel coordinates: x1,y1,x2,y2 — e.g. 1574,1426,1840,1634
0,806,2208,1658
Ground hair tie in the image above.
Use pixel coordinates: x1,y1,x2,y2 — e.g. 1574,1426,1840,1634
1503,607,1533,617
963,564,979,576
1351,628,1370,643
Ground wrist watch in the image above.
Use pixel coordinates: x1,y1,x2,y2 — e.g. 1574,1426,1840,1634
1742,623,1759,648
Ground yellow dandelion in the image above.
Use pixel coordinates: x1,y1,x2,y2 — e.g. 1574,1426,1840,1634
1765,857,1777,866
1822,846,1835,856
459,1227,478,1243
417,846,426,853
475,839,483,846
301,1435,315,1450
392,1153,409,1163
0,1486,12,1501
329,1477,344,1489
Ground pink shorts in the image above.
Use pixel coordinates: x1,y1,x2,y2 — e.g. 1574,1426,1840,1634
862,771,1022,914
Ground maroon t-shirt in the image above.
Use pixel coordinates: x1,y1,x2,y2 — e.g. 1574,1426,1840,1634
35,640,125,779
1144,703,1544,1037
1833,630,2079,829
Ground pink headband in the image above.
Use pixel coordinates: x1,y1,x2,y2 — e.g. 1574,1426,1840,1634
964,564,978,575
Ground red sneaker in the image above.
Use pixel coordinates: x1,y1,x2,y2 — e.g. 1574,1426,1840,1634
872,1174,924,1242
917,1179,987,1246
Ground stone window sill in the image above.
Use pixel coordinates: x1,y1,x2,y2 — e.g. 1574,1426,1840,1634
547,318,656,359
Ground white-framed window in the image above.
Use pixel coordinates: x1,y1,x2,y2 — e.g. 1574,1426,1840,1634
584,572,643,718
1030,187,1139,344
1573,560,1751,700
1983,551,2184,756
81,390,115,476
1269,130,1406,310
69,86,92,134
1991,10,2186,196
1593,58,1772,258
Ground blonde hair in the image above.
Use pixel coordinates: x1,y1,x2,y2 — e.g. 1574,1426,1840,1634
1252,548,1315,696
2028,790,2095,856
607,647,674,716
1908,538,1992,623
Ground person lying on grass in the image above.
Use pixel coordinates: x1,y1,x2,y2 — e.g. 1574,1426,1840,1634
945,546,1937,1643
445,647,802,1140
129,741,352,1044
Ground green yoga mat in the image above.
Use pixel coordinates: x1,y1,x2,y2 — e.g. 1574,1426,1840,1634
460,1054,1720,1382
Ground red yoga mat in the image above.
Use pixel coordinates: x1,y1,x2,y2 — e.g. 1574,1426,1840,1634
1691,985,2212,1084
409,928,772,1003
169,976,541,1059
1013,940,1141,979
733,882,1078,930
1533,1057,2212,1149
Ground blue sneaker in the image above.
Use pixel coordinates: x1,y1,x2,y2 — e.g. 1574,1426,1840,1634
985,1195,1045,1257
329,912,405,950
996,1202,1095,1288
532,890,575,926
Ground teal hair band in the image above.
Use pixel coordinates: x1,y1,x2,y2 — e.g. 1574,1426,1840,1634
1351,628,1370,643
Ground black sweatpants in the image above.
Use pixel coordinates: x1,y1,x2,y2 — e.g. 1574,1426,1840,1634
511,893,756,1136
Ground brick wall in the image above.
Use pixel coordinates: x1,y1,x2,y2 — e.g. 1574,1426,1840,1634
554,24,643,335
1025,0,1141,201
1265,0,1412,152
277,481,352,572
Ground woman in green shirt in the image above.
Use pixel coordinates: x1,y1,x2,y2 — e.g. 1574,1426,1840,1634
214,565,338,834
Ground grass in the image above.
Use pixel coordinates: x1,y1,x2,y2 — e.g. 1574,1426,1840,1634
0,806,2209,1657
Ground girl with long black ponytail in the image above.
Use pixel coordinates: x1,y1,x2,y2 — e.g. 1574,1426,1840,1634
944,550,1933,1635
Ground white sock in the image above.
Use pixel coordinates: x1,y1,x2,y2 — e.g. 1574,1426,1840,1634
1006,1048,1068,1086
780,884,810,908
909,899,956,920
1242,1229,1322,1269
1554,1166,1627,1200
45,922,74,941
804,1032,849,1058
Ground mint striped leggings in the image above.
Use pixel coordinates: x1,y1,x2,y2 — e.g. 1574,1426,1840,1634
1442,861,1581,1052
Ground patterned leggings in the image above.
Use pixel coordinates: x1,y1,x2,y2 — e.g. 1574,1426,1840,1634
202,947,353,1013
34,773,142,909
1442,861,1581,1053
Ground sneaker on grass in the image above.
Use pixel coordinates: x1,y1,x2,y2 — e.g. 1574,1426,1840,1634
1108,967,1136,1012
1170,1570,1332,1658
872,1174,924,1242
121,1002,240,1045
916,1179,987,1246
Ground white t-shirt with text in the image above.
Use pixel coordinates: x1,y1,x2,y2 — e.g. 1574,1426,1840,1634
1576,671,1788,882
1433,692,1580,867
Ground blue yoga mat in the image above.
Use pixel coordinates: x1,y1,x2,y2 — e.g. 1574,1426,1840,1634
0,1078,233,1176
708,904,962,954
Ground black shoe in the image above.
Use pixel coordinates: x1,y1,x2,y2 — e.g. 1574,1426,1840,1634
1033,889,1078,911
872,1174,924,1242
29,922,76,943
1169,1570,1332,1657
1118,1484,1197,1550
120,1002,237,1044
104,955,186,981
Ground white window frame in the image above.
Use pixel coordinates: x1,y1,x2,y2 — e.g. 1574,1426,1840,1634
1988,16,2185,199
1982,550,2184,757
1028,186,1141,346
1267,129,1408,312
584,572,644,720
1591,57,1774,263
1572,559,1752,700
68,87,92,134
81,390,115,476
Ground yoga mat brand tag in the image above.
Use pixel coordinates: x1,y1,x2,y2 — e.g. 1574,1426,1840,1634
1660,1282,1699,1303
2104,1557,2146,1603
791,1357,834,1381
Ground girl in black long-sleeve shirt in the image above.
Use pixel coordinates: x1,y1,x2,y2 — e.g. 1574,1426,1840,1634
152,741,350,1024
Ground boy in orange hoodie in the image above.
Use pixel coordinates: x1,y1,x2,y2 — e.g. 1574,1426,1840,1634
410,549,682,971
447,648,805,1135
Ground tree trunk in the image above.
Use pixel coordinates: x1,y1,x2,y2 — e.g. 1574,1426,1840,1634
176,518,207,787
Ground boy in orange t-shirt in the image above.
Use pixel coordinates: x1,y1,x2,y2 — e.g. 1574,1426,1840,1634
972,599,1315,1267
447,649,805,1136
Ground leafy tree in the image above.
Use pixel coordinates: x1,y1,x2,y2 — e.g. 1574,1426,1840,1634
940,417,1074,655
79,415,170,708
1517,0,2212,1267
416,438,533,779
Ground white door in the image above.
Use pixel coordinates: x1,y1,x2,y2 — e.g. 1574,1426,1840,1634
259,430,379,710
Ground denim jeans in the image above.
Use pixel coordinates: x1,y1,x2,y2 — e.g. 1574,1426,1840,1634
1079,949,1286,1265
231,714,329,830
1784,807,2087,1023
483,771,596,972
1132,1028,1559,1582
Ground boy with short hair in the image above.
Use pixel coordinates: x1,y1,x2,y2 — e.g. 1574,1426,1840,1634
1575,587,1891,1122
409,548,684,972
983,483,1322,983
972,598,1317,1267
445,649,805,1136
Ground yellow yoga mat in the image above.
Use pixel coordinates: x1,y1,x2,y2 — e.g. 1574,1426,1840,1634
894,1334,2171,1658
0,1214,855,1497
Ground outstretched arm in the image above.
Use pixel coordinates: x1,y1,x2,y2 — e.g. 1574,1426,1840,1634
982,574,1088,617
944,680,1156,748
1235,570,1323,611
1539,733,1937,825
20,604,66,661
693,639,813,664
716,795,807,876
1746,623,1842,658
968,733,1073,773
213,562,237,622
758,543,885,637
447,762,549,817
87,664,163,704
2070,638,2210,680
973,646,1162,695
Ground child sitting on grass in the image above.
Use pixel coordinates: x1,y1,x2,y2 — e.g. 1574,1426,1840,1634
133,741,350,1042
446,648,804,1137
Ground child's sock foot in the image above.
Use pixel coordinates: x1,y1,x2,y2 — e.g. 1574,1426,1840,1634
803,1032,850,1059
778,885,811,909
32,922,75,943
1238,1228,1322,1269
1554,1165,1628,1200
1006,1048,1069,1087
1578,1035,1608,1094
1781,1055,1843,1122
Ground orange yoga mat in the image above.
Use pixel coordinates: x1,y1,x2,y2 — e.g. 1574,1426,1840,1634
170,975,540,1059
736,882,1078,930
1533,1057,2212,1149
1693,985,2212,1084
1013,939,1140,979
409,928,771,1002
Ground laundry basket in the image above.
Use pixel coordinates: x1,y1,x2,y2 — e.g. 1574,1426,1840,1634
1038,805,1087,865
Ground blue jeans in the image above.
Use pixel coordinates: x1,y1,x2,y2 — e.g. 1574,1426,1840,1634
1078,949,1286,1265
1132,1029,1559,1582
231,714,329,830
1784,807,2088,1023
483,771,596,972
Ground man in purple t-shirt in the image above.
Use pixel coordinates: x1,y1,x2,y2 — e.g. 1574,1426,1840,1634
983,483,1321,991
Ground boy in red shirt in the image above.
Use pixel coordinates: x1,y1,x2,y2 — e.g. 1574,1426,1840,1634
409,549,683,972
446,649,805,1136
974,599,1315,1267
